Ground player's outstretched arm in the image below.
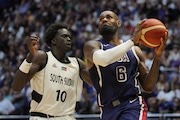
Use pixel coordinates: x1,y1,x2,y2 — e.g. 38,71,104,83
77,58,93,86
84,39,135,67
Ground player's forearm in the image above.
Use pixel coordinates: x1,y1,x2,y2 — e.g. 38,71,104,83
26,53,34,63
93,40,134,67
12,58,32,92
144,58,160,92
12,70,29,92
80,69,93,86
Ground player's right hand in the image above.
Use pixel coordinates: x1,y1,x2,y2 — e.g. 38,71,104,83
131,19,146,45
28,34,39,57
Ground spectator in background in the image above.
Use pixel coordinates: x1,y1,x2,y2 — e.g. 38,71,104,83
168,65,180,83
156,72,167,92
0,0,180,115
147,97,159,113
173,82,180,113
11,83,31,115
173,97,180,113
171,73,179,90
145,51,154,70
0,89,15,115
174,82,180,100
160,48,171,68
168,44,180,67
76,86,93,114
157,81,175,113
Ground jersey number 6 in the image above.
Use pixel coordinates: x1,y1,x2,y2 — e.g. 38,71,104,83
116,66,127,82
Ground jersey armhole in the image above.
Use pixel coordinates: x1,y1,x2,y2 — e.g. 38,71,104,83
75,57,83,80
38,52,48,71
132,46,140,64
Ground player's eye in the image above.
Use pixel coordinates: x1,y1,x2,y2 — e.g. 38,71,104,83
106,15,113,19
62,34,71,39
99,17,104,21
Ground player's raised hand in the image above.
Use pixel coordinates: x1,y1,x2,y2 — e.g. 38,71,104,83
28,34,40,57
154,31,168,59
131,19,146,45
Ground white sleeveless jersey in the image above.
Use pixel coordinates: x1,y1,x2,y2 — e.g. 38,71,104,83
29,51,83,116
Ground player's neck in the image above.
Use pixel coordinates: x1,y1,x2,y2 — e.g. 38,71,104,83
51,50,70,63
102,35,120,45
109,39,121,45
102,32,119,43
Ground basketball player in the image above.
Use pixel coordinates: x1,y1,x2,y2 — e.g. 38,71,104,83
12,23,92,120
83,10,168,120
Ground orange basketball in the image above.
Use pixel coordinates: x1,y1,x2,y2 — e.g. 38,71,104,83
140,18,167,48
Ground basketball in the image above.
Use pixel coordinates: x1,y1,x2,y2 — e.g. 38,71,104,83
140,18,167,48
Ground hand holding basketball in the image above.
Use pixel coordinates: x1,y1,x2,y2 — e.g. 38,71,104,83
131,19,146,46
140,18,168,48
154,31,168,59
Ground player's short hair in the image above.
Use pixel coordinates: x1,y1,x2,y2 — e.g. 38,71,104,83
44,23,68,47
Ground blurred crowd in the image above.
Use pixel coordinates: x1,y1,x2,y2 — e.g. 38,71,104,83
0,0,180,115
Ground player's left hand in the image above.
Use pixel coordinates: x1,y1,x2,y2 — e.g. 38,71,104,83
154,31,168,58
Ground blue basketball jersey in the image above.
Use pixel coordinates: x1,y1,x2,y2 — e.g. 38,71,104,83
89,39,148,120
89,39,141,106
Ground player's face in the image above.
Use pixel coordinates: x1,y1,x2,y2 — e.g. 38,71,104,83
98,11,119,35
55,28,72,52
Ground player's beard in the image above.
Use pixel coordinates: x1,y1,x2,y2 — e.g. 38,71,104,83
99,25,117,36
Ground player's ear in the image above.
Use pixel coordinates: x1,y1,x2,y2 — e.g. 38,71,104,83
117,20,121,27
52,39,57,45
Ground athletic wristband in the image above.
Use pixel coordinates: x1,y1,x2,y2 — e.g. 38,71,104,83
19,59,32,73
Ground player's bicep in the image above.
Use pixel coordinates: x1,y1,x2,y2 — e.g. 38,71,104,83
27,51,47,80
27,62,40,79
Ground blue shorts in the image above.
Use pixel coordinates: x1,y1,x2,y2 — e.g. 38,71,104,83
100,96,148,120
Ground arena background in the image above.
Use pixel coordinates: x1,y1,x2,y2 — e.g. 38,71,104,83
0,0,180,119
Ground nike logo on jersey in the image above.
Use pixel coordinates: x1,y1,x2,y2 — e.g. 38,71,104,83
117,53,130,62
129,98,137,103
103,44,109,47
